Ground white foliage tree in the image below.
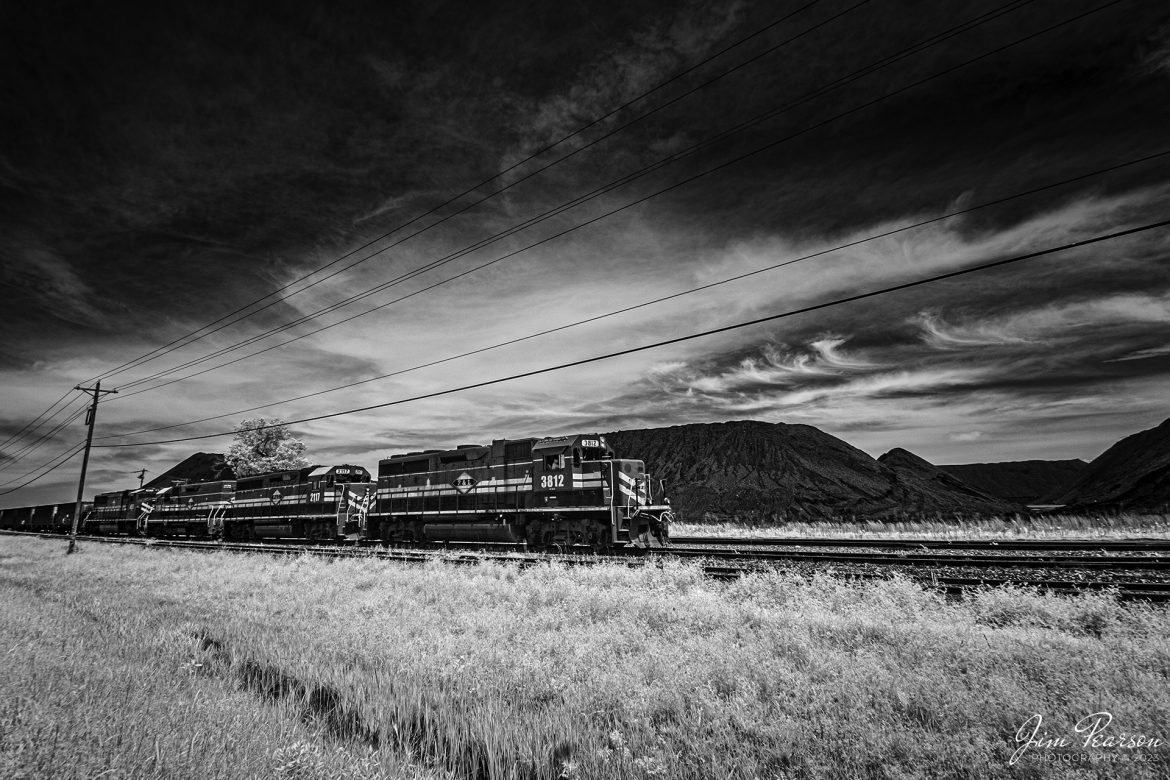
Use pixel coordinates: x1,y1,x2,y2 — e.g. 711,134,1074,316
226,417,310,477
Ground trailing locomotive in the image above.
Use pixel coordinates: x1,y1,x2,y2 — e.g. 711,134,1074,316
0,432,672,550
226,465,374,540
370,433,671,548
72,464,373,541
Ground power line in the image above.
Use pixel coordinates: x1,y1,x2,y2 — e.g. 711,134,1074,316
96,148,1170,439
0,404,90,474
0,444,85,496
108,0,1053,398
100,1,879,394
81,2,830,386
0,388,81,451
0,388,77,449
0,403,86,469
108,0,1030,394
93,217,1170,449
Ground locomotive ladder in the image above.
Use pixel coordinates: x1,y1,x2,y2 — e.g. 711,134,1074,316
206,503,228,537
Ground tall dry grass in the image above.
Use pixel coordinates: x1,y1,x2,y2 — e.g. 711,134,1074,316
1,535,1167,779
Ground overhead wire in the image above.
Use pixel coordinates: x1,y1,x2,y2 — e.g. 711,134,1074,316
108,0,1050,398
93,217,1170,449
1,7,835,499
0,388,82,452
96,148,1170,439
101,1,880,393
0,443,86,495
108,0,1027,394
0,404,90,473
0,1,898,500
80,1,830,386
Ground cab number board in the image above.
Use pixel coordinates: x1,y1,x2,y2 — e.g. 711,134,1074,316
539,474,566,489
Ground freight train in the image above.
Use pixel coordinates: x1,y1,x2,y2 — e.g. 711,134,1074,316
0,432,672,549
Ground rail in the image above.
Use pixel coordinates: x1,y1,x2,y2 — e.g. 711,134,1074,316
5,529,1168,602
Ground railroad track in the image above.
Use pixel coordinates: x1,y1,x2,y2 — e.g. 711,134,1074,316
661,545,1170,570
671,535,1170,552
6,530,1169,601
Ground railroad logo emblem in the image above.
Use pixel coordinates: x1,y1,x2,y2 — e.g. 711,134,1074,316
271,489,283,504
451,472,477,494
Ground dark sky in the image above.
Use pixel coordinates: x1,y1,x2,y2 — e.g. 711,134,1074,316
2,0,1169,505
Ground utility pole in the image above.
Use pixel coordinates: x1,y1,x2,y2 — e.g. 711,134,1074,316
137,468,146,488
67,381,117,555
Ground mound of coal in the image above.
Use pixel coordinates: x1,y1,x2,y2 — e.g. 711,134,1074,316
938,460,1087,505
1045,417,1170,511
603,420,1015,522
878,448,1020,512
144,452,235,489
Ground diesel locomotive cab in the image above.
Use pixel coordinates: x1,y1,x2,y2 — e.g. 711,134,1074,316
532,433,671,547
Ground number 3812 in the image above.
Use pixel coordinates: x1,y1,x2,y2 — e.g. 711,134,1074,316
540,474,566,489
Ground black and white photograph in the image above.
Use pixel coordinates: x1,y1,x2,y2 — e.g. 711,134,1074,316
1,0,1168,777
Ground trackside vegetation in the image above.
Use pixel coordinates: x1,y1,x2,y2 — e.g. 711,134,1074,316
1,535,1167,779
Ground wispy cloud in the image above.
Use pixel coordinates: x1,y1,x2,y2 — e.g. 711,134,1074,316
1108,344,1170,362
1142,23,1170,77
916,311,1034,349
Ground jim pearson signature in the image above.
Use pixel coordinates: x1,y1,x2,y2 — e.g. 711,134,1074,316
1011,712,1164,765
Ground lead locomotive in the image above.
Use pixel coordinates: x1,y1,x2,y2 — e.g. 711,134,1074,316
370,433,671,548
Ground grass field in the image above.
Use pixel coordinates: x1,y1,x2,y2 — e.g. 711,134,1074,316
1,535,1167,779
673,512,1170,541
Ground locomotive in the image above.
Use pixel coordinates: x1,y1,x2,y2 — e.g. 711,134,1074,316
371,433,671,548
0,432,672,550
86,464,374,541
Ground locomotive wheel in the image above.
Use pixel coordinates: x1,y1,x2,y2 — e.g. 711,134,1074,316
629,523,651,546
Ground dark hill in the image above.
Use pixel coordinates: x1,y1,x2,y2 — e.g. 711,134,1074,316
876,447,939,475
1045,418,1170,511
878,448,1019,513
603,421,1016,522
143,452,234,489
939,460,1087,505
